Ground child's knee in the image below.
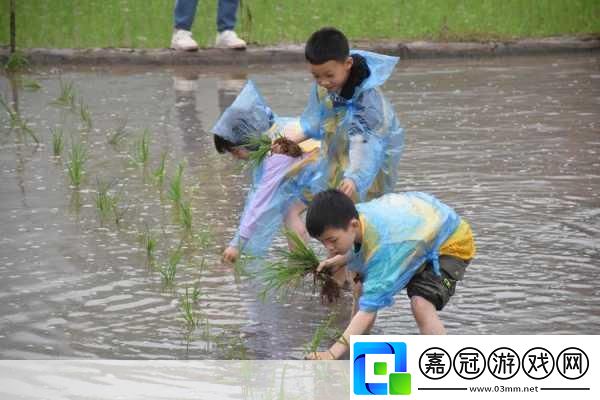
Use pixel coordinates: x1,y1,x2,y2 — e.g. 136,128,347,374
410,295,435,314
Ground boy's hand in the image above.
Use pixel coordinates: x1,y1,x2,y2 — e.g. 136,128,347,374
317,254,346,273
305,351,335,360
338,178,356,199
222,246,239,264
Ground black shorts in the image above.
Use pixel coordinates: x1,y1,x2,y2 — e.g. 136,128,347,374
406,255,469,311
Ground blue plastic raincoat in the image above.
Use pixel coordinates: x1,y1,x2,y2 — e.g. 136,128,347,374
347,192,464,312
211,81,322,255
299,50,404,201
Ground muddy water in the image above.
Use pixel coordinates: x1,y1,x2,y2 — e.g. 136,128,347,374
0,54,598,359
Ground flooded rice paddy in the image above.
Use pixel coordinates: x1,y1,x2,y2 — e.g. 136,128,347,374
0,54,599,359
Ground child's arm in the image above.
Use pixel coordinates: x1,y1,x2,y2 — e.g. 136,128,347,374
222,156,296,262
343,89,399,200
295,85,323,141
306,310,376,360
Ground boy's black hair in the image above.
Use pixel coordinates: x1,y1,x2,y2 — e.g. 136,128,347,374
305,27,350,65
306,189,359,238
213,134,237,154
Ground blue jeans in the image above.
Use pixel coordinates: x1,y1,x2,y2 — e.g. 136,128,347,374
174,0,239,32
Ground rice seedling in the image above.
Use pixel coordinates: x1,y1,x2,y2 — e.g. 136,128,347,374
178,200,193,235
66,142,87,187
53,79,76,108
304,313,339,356
179,286,201,330
17,118,38,143
198,257,207,274
79,100,92,130
21,78,41,91
258,230,340,303
152,151,167,186
107,118,128,146
113,202,128,227
95,178,115,220
192,227,212,249
4,51,29,71
219,335,249,360
0,95,18,123
140,226,157,261
0,96,38,143
199,316,211,345
168,163,184,205
233,254,256,281
131,129,150,165
158,247,182,285
51,128,64,156
244,134,272,170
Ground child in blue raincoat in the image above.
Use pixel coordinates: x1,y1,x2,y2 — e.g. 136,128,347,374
284,27,404,202
304,189,476,360
212,81,321,263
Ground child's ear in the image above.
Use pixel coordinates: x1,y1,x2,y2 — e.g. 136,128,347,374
344,56,353,70
349,218,360,231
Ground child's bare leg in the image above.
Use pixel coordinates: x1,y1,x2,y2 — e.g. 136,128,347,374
410,295,446,335
284,201,308,249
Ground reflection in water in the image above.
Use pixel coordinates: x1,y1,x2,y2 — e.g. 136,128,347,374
0,54,599,360
0,360,350,400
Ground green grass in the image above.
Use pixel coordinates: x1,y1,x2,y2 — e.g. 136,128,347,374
4,50,29,71
1,1,598,49
66,141,87,187
51,128,64,156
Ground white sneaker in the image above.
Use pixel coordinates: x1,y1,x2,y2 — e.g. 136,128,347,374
215,30,246,49
171,29,199,51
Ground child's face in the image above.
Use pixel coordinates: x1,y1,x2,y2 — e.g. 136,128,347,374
317,218,360,256
308,57,353,93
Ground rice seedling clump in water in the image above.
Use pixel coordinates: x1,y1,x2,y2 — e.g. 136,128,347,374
259,230,340,303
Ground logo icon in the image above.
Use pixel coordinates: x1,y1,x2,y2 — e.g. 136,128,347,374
353,341,411,395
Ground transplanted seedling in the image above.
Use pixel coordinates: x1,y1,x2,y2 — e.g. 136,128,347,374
179,286,201,330
53,79,76,108
66,141,87,187
158,246,182,286
51,128,64,156
131,129,151,165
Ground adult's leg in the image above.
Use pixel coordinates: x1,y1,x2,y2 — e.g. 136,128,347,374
174,0,199,30
410,295,446,334
216,0,239,32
